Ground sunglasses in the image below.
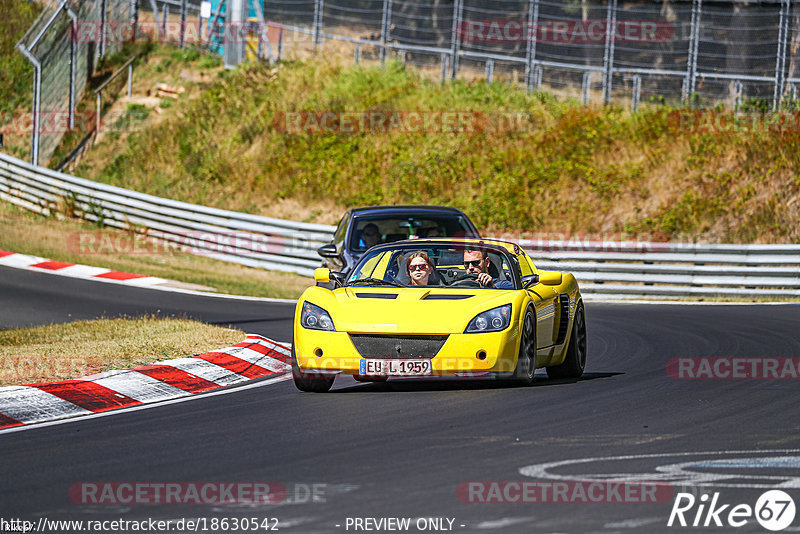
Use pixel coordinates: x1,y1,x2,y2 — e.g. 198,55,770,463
409,264,429,271
463,259,483,268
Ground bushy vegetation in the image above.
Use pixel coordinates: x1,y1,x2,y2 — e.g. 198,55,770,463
0,0,41,113
67,57,800,243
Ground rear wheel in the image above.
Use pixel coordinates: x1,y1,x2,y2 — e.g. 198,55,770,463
292,345,335,392
511,307,536,385
547,302,586,379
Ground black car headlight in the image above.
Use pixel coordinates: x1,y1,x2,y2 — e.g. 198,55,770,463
300,302,336,331
465,304,512,333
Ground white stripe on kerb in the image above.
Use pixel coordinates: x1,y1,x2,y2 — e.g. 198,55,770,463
91,370,188,402
219,346,290,373
0,386,90,424
160,358,248,386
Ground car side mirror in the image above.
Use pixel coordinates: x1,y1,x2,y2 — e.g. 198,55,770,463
522,274,539,289
538,271,563,286
317,244,340,260
314,268,345,288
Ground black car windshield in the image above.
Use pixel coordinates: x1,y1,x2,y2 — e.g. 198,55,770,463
349,215,477,252
347,243,518,289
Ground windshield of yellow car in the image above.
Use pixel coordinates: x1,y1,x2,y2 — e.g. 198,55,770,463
346,243,519,289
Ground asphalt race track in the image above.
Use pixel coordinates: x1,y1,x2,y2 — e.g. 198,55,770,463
1,265,799,533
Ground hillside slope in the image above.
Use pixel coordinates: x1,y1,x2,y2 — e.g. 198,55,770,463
54,54,800,243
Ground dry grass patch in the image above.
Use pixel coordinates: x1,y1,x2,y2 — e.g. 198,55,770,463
0,316,244,386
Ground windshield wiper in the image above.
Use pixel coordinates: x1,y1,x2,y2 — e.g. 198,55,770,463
348,277,404,288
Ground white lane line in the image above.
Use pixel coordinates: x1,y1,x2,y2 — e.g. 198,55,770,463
160,358,249,386
0,386,91,424
0,374,293,435
91,370,189,402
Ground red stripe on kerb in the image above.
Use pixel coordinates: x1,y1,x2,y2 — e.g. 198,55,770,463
95,271,147,281
192,352,274,379
31,260,74,270
135,365,219,393
0,413,23,429
31,380,141,412
0,250,14,258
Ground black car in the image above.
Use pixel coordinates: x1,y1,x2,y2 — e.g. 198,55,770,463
317,205,481,277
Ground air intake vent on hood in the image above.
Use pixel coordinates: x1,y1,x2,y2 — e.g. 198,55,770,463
422,294,473,300
355,293,398,299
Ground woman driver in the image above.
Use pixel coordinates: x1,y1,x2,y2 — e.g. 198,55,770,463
406,251,435,286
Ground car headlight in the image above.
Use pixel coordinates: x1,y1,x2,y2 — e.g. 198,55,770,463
301,302,336,331
465,304,512,333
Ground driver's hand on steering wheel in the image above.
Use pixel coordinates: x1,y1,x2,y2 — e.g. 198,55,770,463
476,273,493,287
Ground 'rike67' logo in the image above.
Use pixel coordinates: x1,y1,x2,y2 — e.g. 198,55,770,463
668,490,796,531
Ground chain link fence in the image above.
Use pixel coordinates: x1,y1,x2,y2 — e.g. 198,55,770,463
263,0,800,110
14,0,800,167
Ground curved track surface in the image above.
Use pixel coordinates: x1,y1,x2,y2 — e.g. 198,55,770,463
1,265,799,533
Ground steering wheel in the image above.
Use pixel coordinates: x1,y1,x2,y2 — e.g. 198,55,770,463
447,273,483,287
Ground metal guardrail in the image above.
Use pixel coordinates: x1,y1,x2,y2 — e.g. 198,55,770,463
1,151,799,298
0,152,334,276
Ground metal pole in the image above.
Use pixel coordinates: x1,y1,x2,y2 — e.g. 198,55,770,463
66,5,78,130
773,0,789,110
689,0,702,104
733,80,742,112
380,0,392,64
16,45,41,166
524,0,539,92
601,0,618,104
277,26,283,62
96,91,102,134
485,59,494,83
534,64,542,89
582,71,591,105
179,0,187,48
100,0,107,59
449,0,462,79
440,53,448,83
149,0,161,40
632,75,641,112
162,3,168,38
127,63,133,97
313,0,324,51
131,0,139,37
354,43,360,64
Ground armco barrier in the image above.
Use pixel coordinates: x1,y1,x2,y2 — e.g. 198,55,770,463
0,152,334,276
1,151,799,299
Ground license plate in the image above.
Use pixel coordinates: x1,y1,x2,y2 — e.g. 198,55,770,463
359,359,432,376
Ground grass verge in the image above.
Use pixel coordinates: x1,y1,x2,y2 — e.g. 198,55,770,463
0,201,311,299
0,316,244,386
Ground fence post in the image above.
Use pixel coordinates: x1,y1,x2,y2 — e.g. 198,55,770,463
277,26,283,62
534,64,542,89
524,0,539,92
96,91,102,133
16,45,41,166
485,59,494,83
688,0,702,105
100,0,107,59
380,0,392,64
130,0,139,37
733,80,743,112
582,71,591,105
66,6,78,130
127,63,133,97
354,42,360,64
313,0,324,51
773,0,790,110
601,0,618,104
440,53,449,83
449,0,462,79
180,0,187,48
632,75,641,112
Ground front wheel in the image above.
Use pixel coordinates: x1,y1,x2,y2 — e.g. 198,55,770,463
547,301,586,379
510,307,536,385
292,346,335,392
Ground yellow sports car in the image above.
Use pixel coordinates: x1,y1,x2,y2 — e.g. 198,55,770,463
292,238,586,392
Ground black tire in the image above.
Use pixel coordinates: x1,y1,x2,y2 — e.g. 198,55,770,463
547,301,586,379
292,345,335,392
511,307,536,385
